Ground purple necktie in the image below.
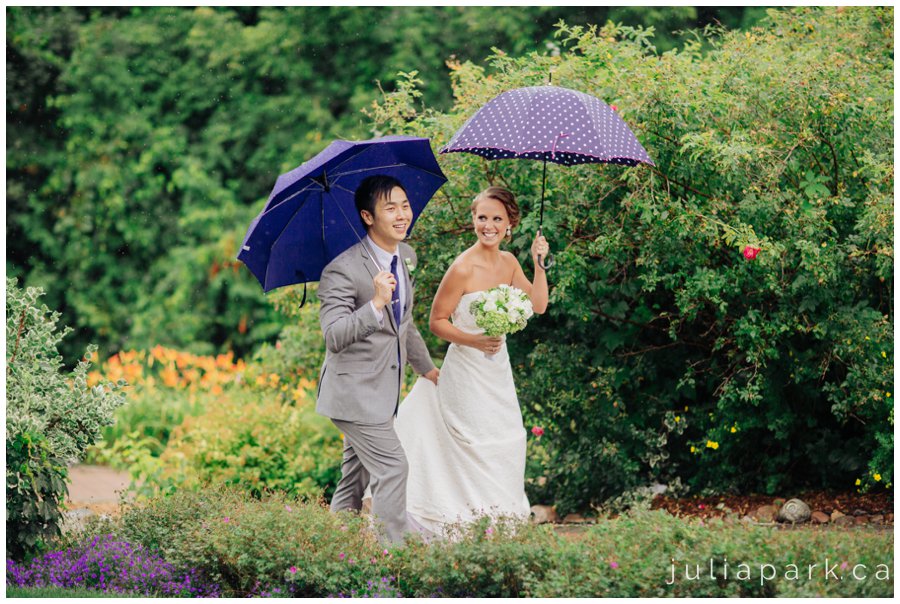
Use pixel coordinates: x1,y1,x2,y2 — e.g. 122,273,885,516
389,255,401,327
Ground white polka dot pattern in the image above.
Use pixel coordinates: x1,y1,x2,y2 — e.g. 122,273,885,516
441,85,654,167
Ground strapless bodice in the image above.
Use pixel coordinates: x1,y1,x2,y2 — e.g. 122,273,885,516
450,291,486,334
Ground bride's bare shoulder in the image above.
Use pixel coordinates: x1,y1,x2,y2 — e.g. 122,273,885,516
446,251,476,277
499,250,522,271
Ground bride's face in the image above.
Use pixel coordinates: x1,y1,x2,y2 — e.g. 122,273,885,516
472,198,509,247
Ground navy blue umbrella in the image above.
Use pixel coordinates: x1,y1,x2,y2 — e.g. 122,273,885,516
238,135,447,292
441,84,654,268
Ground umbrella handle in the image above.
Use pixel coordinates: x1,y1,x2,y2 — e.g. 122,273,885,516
536,228,555,271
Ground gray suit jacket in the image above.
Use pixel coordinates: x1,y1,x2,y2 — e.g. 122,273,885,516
316,240,435,423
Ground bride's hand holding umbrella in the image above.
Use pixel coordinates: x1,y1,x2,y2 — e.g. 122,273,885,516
531,232,550,271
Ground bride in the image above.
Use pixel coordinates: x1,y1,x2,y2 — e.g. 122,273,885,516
394,185,549,537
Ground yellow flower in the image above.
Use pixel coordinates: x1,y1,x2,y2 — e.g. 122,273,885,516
881,351,887,358
674,416,680,423
706,440,719,450
874,473,882,482
821,242,827,248
690,446,696,453
855,478,861,486
730,426,737,433
684,405,689,411
887,392,892,398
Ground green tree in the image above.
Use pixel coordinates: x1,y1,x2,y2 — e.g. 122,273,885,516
7,6,763,362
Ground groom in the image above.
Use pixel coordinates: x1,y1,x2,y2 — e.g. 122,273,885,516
316,174,439,544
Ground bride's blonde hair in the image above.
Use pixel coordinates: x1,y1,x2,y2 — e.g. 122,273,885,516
470,186,521,230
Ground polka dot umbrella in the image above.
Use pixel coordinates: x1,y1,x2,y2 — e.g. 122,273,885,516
441,84,654,268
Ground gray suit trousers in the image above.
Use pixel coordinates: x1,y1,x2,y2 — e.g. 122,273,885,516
330,417,411,544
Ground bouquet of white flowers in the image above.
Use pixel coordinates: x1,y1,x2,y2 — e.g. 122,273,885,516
468,285,534,359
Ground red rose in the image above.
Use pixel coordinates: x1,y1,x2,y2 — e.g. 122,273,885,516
742,246,760,260
531,426,544,437
610,104,618,111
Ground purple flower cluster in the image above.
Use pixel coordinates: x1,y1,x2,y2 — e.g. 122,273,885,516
6,534,219,597
331,576,403,598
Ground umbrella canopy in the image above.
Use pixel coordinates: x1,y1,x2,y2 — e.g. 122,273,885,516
440,84,654,268
441,85,654,167
238,135,447,292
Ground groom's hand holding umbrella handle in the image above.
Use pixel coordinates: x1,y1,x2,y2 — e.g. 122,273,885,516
372,271,396,311
533,230,554,270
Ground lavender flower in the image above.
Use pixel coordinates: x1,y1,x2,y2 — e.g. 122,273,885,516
6,534,219,597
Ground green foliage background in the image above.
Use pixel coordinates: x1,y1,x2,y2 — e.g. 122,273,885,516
364,7,893,508
6,6,893,510
7,6,764,360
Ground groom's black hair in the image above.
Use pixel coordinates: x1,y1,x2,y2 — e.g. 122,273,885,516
355,175,406,230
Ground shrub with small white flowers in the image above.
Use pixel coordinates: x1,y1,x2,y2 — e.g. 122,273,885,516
6,278,126,559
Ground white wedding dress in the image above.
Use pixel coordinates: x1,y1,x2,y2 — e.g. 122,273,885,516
394,291,531,537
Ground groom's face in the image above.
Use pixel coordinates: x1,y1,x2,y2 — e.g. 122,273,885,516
363,186,412,249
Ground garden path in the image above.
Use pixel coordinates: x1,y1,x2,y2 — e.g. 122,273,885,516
62,464,892,537
62,464,136,531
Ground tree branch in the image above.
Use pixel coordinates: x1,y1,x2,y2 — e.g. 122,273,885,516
8,307,28,369
648,166,713,199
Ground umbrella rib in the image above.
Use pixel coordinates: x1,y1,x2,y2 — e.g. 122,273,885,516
263,189,323,289
332,183,356,196
327,142,447,182
330,163,448,189
328,189,386,272
261,179,321,215
332,163,406,177
322,144,372,176
256,181,323,276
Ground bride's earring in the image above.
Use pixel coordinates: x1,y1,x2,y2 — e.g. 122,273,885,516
506,227,511,237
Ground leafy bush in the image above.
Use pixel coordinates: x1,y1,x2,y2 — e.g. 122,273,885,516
6,432,68,561
70,487,894,597
81,340,339,500
5,278,125,559
366,7,894,508
251,291,326,383
152,384,341,499
114,485,388,597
